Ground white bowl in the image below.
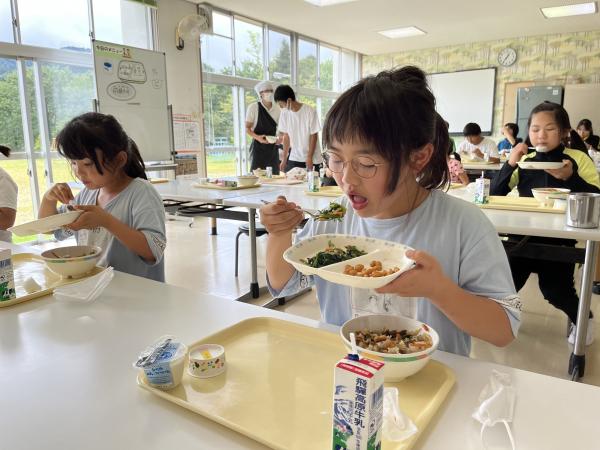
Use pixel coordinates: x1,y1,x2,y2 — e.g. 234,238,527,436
340,314,439,381
531,188,570,207
517,161,565,170
265,135,277,144
40,245,102,279
283,234,415,289
253,169,267,177
236,175,259,187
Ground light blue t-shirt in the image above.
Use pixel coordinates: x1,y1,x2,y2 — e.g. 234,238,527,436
55,178,166,282
269,190,521,356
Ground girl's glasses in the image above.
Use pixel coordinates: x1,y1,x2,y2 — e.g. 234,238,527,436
324,152,385,179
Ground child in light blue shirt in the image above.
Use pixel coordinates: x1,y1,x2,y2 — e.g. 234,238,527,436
261,67,520,357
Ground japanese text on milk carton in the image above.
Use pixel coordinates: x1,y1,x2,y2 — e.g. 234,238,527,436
333,356,384,450
0,249,16,301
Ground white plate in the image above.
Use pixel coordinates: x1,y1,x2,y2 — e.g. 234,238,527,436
8,211,83,237
283,234,415,289
517,161,565,170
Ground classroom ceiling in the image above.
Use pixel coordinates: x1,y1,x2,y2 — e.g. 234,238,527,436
191,0,600,55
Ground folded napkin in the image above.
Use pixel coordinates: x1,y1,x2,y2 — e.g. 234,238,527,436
53,267,114,303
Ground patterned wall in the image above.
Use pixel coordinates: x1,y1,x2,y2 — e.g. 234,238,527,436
363,30,600,140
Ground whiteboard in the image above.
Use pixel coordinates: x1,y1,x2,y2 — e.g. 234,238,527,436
564,84,600,134
428,68,496,135
92,40,172,162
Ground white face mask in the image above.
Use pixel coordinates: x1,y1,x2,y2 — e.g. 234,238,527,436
261,92,273,102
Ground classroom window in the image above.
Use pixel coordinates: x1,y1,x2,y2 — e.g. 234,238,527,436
341,51,355,91
319,44,338,91
92,0,153,49
39,62,94,184
18,0,90,51
201,12,233,75
268,29,291,83
203,83,237,177
320,97,335,123
234,18,263,80
0,0,13,43
298,38,317,89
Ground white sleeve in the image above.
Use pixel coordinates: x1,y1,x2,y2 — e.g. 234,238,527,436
0,174,17,210
278,110,289,134
309,107,321,134
245,103,257,128
486,139,499,157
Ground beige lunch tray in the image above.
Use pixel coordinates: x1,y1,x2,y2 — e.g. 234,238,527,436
192,182,261,191
304,186,344,197
259,178,304,185
0,253,104,308
137,317,455,450
477,195,565,214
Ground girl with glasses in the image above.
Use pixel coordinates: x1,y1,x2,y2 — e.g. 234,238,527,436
260,66,520,356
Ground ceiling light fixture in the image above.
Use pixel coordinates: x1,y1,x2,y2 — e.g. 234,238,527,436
541,2,597,18
378,26,426,39
304,0,359,6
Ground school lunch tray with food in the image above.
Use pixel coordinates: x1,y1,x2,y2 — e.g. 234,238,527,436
304,186,344,197
477,196,565,214
0,253,105,308
136,317,455,450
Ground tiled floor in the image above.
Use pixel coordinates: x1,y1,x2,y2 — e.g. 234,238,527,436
166,216,598,386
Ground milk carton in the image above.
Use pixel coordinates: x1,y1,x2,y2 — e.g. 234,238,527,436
0,249,16,301
474,171,490,204
332,354,384,450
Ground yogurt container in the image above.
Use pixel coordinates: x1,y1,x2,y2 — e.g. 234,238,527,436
188,344,226,378
135,337,188,390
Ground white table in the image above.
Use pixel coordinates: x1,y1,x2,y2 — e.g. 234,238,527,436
2,271,600,450
449,187,600,380
155,179,279,301
223,185,336,307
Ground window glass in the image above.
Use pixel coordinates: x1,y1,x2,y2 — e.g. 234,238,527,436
268,29,291,83
93,0,153,49
234,18,263,80
18,0,90,51
0,0,13,43
203,83,237,177
319,44,339,91
298,39,317,89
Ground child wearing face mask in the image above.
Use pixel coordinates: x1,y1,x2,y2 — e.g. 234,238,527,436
261,67,521,357
245,80,281,174
491,101,600,345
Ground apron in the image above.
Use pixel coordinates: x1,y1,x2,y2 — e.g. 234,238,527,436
249,102,280,174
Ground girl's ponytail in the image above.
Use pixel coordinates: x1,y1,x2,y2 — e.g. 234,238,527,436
125,138,148,180
417,113,450,190
0,145,11,158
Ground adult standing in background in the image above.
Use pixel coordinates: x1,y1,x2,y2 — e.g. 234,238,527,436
274,85,322,173
577,119,600,151
458,122,500,163
0,146,18,242
245,80,281,174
